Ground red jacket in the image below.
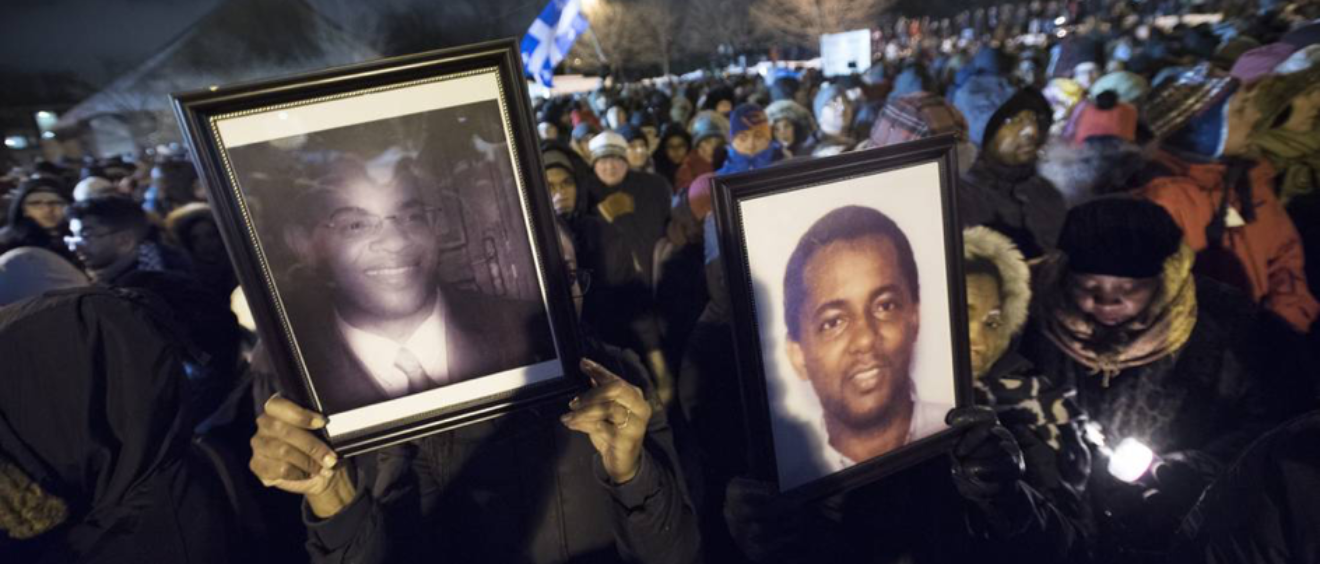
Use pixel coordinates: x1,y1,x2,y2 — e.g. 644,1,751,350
1140,151,1318,332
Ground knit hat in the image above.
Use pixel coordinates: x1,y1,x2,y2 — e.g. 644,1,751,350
1281,21,1320,50
73,176,115,202
1066,92,1139,143
616,124,645,143
587,131,628,164
1142,64,1239,141
571,122,600,142
1275,45,1320,75
1214,36,1262,69
1058,197,1184,279
981,88,1052,150
729,104,770,140
766,100,815,132
1089,71,1150,104
1044,78,1086,114
690,110,730,145
1230,43,1300,83
869,92,969,148
541,147,575,173
954,74,1016,147
888,65,932,101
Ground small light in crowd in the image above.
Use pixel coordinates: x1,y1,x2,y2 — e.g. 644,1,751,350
1056,30,1069,38
4,136,27,149
41,131,56,139
1054,16,1067,25
35,111,55,119
1108,438,1155,483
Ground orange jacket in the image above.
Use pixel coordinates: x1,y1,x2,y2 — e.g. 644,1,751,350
1140,151,1318,332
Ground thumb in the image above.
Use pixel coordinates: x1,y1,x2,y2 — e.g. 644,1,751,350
580,357,621,387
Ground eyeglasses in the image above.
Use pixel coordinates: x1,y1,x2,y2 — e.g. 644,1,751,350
567,267,592,298
320,207,440,240
64,229,122,248
24,200,67,210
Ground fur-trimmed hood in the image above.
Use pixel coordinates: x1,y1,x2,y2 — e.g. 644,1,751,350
1037,136,1151,207
963,226,1031,336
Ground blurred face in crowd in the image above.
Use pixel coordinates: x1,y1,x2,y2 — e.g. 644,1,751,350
187,219,228,266
1066,273,1160,327
626,139,651,170
546,166,578,216
642,125,660,153
594,156,629,188
818,95,855,137
67,217,137,271
696,136,724,162
731,126,772,157
606,107,628,130
966,271,1010,378
715,99,734,116
557,226,584,318
1073,62,1100,90
664,135,689,165
989,110,1043,166
788,235,921,435
774,119,796,148
290,174,440,333
538,122,559,141
22,191,68,230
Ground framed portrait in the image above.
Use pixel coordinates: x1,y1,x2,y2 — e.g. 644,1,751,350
711,136,973,500
172,40,582,457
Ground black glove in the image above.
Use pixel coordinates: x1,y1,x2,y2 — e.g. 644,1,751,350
948,406,1026,504
724,477,813,563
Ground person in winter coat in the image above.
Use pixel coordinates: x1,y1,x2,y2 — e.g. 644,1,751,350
1137,63,1318,333
0,287,238,563
1038,90,1148,208
165,203,238,300
1168,410,1320,564
653,123,692,187
958,88,1068,260
810,83,859,157
674,111,728,193
868,91,979,175
64,196,194,284
245,226,702,564
765,100,817,158
0,177,78,266
585,131,675,402
1020,197,1305,562
964,226,1090,514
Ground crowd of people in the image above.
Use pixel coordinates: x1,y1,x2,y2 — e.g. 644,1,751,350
2,0,1320,562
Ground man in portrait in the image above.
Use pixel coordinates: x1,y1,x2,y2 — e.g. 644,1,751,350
782,205,950,474
277,153,555,414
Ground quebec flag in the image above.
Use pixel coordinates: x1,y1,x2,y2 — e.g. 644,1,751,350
520,0,590,88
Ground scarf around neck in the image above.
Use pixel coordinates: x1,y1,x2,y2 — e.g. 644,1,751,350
1039,244,1199,385
1250,127,1320,207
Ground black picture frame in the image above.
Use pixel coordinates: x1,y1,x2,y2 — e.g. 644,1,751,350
711,135,974,501
172,39,584,458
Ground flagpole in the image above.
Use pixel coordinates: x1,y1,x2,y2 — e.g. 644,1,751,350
586,26,608,64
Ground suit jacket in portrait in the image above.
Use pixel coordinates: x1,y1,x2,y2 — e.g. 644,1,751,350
289,286,557,415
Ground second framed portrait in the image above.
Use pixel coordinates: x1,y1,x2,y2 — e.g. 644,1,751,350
712,135,973,499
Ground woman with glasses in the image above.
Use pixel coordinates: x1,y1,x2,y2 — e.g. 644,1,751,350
0,177,79,266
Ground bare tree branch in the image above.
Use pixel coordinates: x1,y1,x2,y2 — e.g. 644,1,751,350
751,0,896,49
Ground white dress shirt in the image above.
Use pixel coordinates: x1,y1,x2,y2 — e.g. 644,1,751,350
824,396,953,474
336,298,451,398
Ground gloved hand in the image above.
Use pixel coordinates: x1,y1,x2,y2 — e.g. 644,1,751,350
948,406,1026,505
1139,450,1219,533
